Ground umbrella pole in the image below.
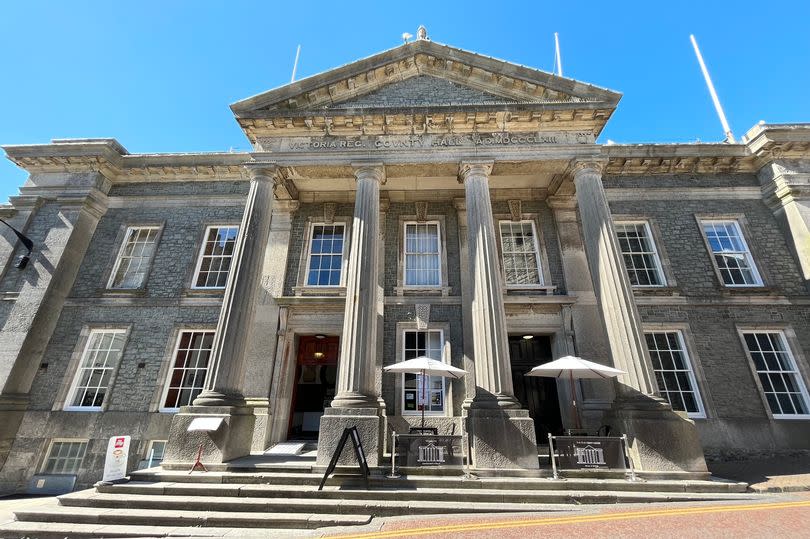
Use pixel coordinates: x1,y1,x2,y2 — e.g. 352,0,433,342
569,371,582,431
420,369,426,431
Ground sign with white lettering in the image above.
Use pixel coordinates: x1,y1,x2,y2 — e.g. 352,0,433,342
397,434,463,468
258,131,594,153
102,435,131,482
554,436,625,470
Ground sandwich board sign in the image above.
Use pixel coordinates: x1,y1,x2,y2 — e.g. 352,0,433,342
102,435,131,482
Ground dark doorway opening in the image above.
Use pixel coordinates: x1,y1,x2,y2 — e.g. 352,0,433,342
509,335,564,444
288,335,339,440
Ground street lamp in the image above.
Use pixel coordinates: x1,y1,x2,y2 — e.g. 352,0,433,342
0,218,34,269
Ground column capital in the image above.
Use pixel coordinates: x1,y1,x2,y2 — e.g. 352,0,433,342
243,161,280,182
571,160,607,178
458,160,494,183
352,162,386,184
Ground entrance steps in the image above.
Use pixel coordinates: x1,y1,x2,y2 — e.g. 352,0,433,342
2,457,754,538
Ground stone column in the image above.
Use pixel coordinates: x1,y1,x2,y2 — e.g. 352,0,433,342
165,163,279,465
459,161,538,470
243,199,298,451
572,161,708,474
316,163,384,467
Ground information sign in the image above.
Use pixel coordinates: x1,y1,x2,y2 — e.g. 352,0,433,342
554,436,626,470
396,434,463,468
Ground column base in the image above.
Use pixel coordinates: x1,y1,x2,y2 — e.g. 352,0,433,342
467,408,538,470
604,395,708,474
316,407,382,467
164,405,255,465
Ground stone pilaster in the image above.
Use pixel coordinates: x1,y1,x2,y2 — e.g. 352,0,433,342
572,161,708,475
0,178,109,478
317,163,384,467
165,163,279,465
458,161,538,470
759,161,810,290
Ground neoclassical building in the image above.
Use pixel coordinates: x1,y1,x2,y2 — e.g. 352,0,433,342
1,32,809,492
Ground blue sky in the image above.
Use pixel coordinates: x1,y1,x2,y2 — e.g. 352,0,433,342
1,1,808,202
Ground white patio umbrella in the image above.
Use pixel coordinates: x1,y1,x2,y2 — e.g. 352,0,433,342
526,356,625,431
384,356,467,430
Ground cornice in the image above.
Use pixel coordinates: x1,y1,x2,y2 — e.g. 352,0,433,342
603,143,757,175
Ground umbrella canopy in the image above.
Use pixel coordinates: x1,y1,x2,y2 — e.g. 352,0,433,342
384,356,467,430
525,355,625,379
384,356,467,378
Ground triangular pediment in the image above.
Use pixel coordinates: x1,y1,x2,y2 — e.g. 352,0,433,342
231,39,621,139
324,75,519,109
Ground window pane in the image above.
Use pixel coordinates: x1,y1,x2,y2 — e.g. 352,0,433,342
43,441,88,475
645,332,703,416
401,330,445,413
67,330,127,410
615,222,664,287
306,224,345,286
111,227,160,289
701,220,761,286
404,224,441,286
744,331,810,417
499,221,542,285
163,331,215,409
193,226,239,289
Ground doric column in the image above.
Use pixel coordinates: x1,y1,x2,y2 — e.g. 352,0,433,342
572,161,657,396
330,163,385,408
458,161,520,409
193,163,278,407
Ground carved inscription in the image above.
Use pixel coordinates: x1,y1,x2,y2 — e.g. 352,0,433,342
260,131,594,153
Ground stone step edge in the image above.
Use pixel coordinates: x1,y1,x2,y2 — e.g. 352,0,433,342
0,521,326,539
13,506,372,529
123,474,749,493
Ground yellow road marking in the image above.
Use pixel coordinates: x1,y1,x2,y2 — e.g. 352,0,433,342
334,500,810,539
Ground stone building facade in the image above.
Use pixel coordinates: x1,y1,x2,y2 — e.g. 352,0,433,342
1,34,809,493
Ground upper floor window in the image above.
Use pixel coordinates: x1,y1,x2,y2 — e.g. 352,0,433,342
742,331,810,418
700,220,762,287
65,329,127,411
160,330,215,411
404,222,441,287
616,222,665,287
499,221,543,286
645,331,705,418
306,224,346,286
402,329,446,414
108,226,160,289
193,226,238,289
41,439,88,475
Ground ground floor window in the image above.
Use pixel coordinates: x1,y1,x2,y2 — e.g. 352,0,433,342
402,329,445,414
145,440,167,464
161,330,215,411
41,440,88,475
743,331,810,418
645,331,705,418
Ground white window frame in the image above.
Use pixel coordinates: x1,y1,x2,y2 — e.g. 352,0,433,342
107,226,161,289
40,439,88,475
159,329,216,413
498,220,545,288
740,330,810,419
64,329,128,412
400,328,447,416
699,219,763,287
145,440,167,463
304,222,347,287
191,225,239,290
645,330,706,418
615,221,666,288
403,221,443,288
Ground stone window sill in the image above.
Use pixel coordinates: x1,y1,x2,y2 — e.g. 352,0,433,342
632,287,680,296
293,286,347,297
394,286,451,297
97,288,148,298
182,288,226,299
505,285,556,295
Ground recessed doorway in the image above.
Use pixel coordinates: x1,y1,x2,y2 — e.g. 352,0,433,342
509,335,564,443
288,335,339,440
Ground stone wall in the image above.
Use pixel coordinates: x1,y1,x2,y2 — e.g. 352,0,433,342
607,179,810,452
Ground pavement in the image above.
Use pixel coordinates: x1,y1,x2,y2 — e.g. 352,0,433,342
707,454,810,492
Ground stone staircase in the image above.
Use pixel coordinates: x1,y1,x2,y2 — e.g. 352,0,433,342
1,454,755,538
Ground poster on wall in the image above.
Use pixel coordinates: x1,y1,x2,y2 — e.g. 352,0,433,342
102,435,131,482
